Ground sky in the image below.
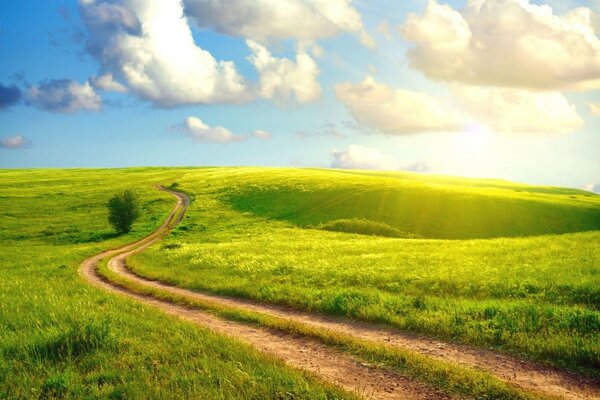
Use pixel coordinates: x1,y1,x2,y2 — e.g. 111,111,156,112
0,0,599,191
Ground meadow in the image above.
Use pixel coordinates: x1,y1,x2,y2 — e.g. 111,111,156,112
127,168,600,375
0,168,351,399
2,167,599,399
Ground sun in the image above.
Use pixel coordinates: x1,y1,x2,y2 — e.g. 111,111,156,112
454,124,491,154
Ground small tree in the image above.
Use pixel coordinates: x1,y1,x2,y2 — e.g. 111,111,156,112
107,190,139,234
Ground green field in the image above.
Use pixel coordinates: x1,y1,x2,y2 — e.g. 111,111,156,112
2,167,599,399
0,169,351,399
128,168,600,374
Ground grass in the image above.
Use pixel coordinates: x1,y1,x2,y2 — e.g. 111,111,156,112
224,168,600,239
3,166,598,399
126,167,600,375
0,168,354,399
97,257,542,400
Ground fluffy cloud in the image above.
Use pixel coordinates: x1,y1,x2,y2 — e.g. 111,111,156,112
453,86,584,134
0,83,22,110
589,102,600,116
0,135,30,149
183,0,373,47
252,129,271,140
331,145,398,170
90,73,127,93
335,76,468,134
582,183,600,193
26,79,101,113
79,0,248,107
336,76,583,135
403,0,600,91
174,117,247,143
247,40,322,103
331,144,430,171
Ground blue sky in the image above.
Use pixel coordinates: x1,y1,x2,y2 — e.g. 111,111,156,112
0,0,598,191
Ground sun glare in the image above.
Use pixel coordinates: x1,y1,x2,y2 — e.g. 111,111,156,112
454,124,491,154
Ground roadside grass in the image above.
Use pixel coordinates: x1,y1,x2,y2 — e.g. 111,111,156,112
0,168,354,399
127,167,600,375
97,257,544,400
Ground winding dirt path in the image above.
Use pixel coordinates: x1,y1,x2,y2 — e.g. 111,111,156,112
81,187,600,400
80,187,448,400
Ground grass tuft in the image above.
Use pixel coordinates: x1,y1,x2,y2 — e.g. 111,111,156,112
32,318,116,362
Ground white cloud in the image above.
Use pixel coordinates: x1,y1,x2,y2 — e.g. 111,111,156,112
336,76,583,135
26,79,101,113
91,73,127,93
174,117,246,144
331,144,430,171
247,40,322,104
0,135,30,149
79,0,248,107
377,21,393,42
582,183,600,193
252,129,271,140
589,102,600,116
453,86,584,134
183,0,373,47
331,145,399,170
403,0,600,91
335,76,469,134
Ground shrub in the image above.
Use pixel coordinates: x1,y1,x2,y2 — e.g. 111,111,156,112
107,190,139,234
315,218,421,238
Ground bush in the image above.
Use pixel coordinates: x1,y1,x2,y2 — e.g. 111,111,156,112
107,190,139,234
315,218,421,238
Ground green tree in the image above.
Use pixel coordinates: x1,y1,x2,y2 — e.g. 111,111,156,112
107,190,139,234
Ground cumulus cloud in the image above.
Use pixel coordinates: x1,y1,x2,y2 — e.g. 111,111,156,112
174,117,247,144
297,123,349,140
377,21,393,42
589,102,600,116
90,73,127,93
453,86,584,134
335,76,469,134
183,0,373,47
0,83,22,110
331,144,430,171
252,129,271,140
247,40,322,104
402,0,600,91
336,76,583,135
0,135,30,149
79,0,248,107
26,79,101,113
582,183,600,193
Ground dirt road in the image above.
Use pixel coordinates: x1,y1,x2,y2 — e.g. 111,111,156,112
80,187,600,399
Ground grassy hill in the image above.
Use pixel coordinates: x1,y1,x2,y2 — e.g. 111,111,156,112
127,167,600,374
221,168,600,239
